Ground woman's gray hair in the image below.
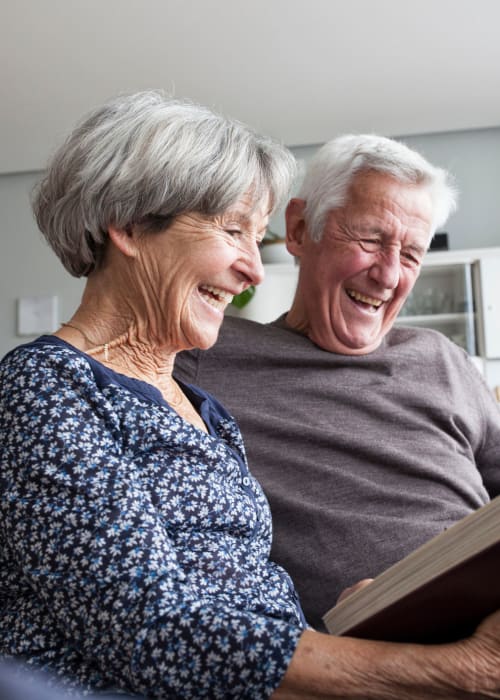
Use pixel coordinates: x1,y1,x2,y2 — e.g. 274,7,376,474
298,134,458,241
33,90,297,277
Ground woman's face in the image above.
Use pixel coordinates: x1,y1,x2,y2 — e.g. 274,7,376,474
133,192,269,352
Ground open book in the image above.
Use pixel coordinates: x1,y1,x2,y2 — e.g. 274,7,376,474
323,495,500,644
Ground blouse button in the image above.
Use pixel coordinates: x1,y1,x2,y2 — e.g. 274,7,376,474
242,476,251,487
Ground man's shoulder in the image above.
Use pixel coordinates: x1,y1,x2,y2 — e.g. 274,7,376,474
216,314,286,346
387,325,466,355
385,325,474,376
174,314,300,385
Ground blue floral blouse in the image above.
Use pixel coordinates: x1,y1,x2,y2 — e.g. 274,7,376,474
0,337,305,698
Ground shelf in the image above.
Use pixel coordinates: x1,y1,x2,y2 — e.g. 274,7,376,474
421,247,500,267
396,312,475,325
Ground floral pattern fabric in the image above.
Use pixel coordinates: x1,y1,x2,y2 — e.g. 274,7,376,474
0,337,305,698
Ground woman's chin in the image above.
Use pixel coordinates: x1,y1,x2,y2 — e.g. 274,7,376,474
186,318,224,352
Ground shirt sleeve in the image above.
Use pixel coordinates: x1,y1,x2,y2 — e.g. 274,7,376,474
0,347,302,699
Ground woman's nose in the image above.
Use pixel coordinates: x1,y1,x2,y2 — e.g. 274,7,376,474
235,241,265,286
250,245,265,286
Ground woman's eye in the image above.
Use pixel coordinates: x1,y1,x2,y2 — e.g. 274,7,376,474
225,229,242,237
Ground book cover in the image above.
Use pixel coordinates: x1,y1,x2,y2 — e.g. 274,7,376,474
323,497,500,644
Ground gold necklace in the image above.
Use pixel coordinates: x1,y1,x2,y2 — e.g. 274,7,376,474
61,322,128,362
62,321,184,408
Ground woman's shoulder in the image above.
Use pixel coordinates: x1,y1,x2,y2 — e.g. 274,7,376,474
2,336,74,374
0,337,102,408
1,336,90,378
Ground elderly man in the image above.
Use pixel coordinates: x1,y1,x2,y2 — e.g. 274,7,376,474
175,134,500,632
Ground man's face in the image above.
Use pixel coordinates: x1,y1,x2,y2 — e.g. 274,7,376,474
287,170,434,355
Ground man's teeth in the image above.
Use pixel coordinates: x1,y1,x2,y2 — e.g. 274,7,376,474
347,289,383,308
199,285,234,309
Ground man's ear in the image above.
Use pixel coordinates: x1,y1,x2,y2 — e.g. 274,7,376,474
107,225,139,259
285,198,308,258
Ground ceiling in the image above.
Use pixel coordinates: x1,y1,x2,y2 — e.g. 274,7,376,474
2,0,500,174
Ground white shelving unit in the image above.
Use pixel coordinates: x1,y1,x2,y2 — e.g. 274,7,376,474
395,260,477,355
396,247,500,362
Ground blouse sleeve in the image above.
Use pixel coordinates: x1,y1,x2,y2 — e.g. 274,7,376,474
0,346,302,699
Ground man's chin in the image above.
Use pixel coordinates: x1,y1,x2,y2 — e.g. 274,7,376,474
341,317,398,355
309,326,383,356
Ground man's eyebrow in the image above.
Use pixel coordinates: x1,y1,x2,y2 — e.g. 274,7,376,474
354,224,385,235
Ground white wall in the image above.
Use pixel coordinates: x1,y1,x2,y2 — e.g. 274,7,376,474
399,128,500,250
270,127,500,250
0,172,84,358
1,127,499,358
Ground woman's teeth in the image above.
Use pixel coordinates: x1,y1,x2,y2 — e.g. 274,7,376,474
199,285,234,310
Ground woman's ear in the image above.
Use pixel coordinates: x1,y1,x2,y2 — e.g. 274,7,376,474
107,225,139,259
285,198,308,258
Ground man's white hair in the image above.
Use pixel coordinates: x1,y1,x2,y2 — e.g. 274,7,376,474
298,134,458,241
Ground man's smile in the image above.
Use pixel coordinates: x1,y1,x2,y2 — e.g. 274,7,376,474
346,288,385,312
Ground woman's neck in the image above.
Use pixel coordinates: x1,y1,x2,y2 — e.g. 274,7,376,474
55,268,207,432
57,316,176,382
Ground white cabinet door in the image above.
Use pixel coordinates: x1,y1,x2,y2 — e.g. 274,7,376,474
475,257,500,359
397,262,476,354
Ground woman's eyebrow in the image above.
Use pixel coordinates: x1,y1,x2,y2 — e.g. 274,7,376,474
222,210,247,223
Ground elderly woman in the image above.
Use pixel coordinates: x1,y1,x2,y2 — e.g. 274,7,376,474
1,91,499,699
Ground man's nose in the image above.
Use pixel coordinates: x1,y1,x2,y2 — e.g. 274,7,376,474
369,247,400,289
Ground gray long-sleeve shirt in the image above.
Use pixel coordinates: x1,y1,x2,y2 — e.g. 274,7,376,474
175,316,500,631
